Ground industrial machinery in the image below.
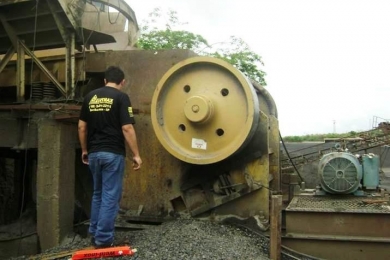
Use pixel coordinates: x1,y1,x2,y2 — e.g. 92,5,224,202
145,56,280,220
283,144,389,260
317,151,380,195
318,151,363,195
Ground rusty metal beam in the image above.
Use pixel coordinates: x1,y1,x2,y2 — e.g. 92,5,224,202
0,46,15,73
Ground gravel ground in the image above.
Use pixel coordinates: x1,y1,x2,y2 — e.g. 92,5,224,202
39,219,270,260
11,219,318,260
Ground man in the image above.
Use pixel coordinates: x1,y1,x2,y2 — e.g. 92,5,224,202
78,66,142,248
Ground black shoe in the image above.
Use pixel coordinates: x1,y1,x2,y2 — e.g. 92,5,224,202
94,242,114,249
90,237,96,247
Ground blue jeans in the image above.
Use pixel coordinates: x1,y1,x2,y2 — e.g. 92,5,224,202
88,152,124,245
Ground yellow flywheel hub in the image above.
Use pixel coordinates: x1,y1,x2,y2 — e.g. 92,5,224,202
151,56,259,165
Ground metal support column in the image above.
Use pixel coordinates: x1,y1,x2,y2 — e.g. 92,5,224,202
66,33,75,99
16,40,25,102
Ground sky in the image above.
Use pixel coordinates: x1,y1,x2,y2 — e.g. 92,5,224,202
125,0,390,136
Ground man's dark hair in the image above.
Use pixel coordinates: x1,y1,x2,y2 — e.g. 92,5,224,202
105,66,125,85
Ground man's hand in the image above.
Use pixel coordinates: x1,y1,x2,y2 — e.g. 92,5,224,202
78,120,88,165
132,156,142,170
82,151,89,165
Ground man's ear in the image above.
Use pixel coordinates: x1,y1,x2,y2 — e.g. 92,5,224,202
121,79,126,86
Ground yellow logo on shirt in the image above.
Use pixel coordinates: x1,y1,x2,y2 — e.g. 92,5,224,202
88,95,114,112
128,107,134,117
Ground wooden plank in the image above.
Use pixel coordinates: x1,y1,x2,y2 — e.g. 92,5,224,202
28,246,94,260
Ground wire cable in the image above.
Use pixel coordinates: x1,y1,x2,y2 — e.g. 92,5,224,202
108,0,121,24
279,131,304,182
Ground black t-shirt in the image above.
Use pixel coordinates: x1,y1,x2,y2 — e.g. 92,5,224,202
79,86,135,156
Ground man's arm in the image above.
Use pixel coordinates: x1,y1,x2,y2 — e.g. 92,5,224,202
78,119,89,165
122,124,142,170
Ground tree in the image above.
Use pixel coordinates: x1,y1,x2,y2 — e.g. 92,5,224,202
210,36,266,85
136,8,267,86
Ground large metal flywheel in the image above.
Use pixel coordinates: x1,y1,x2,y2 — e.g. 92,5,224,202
151,57,260,165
